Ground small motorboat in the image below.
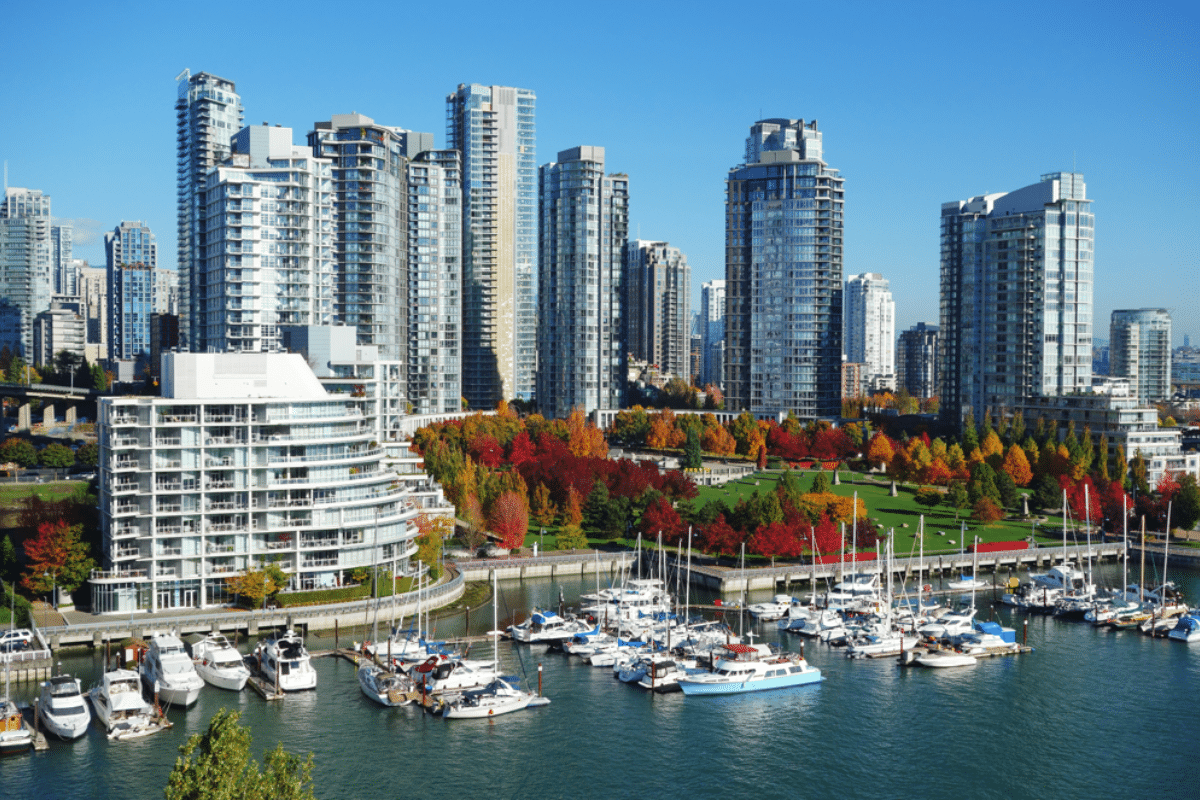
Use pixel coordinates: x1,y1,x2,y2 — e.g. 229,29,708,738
1168,614,1200,643
748,594,794,621
914,650,977,668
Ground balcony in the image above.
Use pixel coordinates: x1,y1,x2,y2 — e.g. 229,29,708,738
113,437,141,448
113,480,140,494
113,502,140,516
206,522,241,533
91,568,147,581
264,540,293,550
302,556,338,568
157,546,183,557
110,414,139,426
156,502,183,513
115,547,141,559
205,501,245,512
155,437,182,447
206,543,236,554
154,525,183,536
155,567,177,578
300,537,338,549
113,524,140,538
158,414,198,424
113,458,139,471
205,479,235,490
207,564,238,575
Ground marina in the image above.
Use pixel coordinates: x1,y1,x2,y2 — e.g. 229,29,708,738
0,562,1197,799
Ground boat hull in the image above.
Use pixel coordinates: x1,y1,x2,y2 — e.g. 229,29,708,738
38,707,91,740
195,663,250,692
679,669,822,696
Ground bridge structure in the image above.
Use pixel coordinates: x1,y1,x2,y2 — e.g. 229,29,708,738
0,381,100,432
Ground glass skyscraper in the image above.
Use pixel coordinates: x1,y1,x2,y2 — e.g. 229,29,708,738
0,187,53,360
725,119,844,418
1110,308,1171,404
176,70,244,351
538,146,628,419
699,279,726,388
844,272,895,392
407,149,462,414
940,172,1094,425
106,220,158,363
202,125,333,354
624,240,690,381
447,83,537,408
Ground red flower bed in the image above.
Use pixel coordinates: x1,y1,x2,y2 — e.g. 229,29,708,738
969,540,1028,553
813,552,878,565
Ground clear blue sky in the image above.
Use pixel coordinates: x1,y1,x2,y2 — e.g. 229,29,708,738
3,1,1196,345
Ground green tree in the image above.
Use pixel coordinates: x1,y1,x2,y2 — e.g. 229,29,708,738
1,534,16,585
682,425,702,469
1129,450,1150,496
1174,474,1200,533
165,709,315,800
225,563,289,607
75,442,100,467
91,363,110,391
945,481,971,520
995,471,1019,510
39,442,75,475
968,462,1001,505
811,471,831,495
555,523,588,550
0,438,38,468
914,486,942,510
1032,474,1061,511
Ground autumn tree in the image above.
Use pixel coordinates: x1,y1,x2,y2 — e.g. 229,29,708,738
225,563,290,607
164,709,316,800
701,425,736,456
555,524,588,551
562,486,584,527
972,497,1004,526
980,430,1005,469
646,409,680,450
699,514,742,557
914,486,942,510
756,444,767,471
529,482,558,527
867,432,894,471
489,491,529,550
21,520,95,597
640,495,686,545
0,438,38,468
730,412,762,456
1001,444,1033,487
565,407,608,458
460,493,487,551
413,513,453,578
811,512,842,555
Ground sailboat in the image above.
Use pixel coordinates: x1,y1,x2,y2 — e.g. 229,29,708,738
442,572,549,719
1,593,33,755
946,522,988,591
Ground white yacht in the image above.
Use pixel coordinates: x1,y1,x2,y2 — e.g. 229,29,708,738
508,609,591,644
918,607,977,641
914,650,977,668
89,669,170,740
441,676,543,719
821,573,882,611
412,655,497,695
678,643,822,695
581,578,672,623
1168,614,1200,643
140,633,205,707
37,675,91,740
252,629,317,692
748,594,795,621
191,633,250,691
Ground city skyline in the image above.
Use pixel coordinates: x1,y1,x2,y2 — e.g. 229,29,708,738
1,3,1196,347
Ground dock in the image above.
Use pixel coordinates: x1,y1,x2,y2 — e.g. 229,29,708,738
26,703,49,751
246,675,285,701
896,642,1034,664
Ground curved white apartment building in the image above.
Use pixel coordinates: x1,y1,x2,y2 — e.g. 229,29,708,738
93,352,424,613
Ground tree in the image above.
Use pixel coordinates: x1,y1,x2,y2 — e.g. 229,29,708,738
39,442,75,475
507,430,535,467
1001,444,1033,487
968,462,1001,506
867,432,894,470
555,524,588,551
489,491,529,550
562,486,584,528
1129,450,1150,496
945,481,971,520
682,425,702,469
75,442,100,467
914,486,942,510
565,407,607,458
1032,474,1062,511
811,512,842,555
1,534,16,585
90,363,110,391
225,563,289,607
413,513,453,578
164,709,315,800
972,497,1004,526
811,471,831,495
529,482,558,527
756,444,767,471
21,520,95,597
0,438,38,468
1174,474,1200,533
699,514,742,557
640,495,686,545
701,424,736,456
995,471,1019,510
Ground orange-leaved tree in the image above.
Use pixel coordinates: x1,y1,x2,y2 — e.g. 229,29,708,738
21,519,95,596
1001,444,1033,487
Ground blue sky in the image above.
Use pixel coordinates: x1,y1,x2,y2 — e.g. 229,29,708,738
2,1,1196,345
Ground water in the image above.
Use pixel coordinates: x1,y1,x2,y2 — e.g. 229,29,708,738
3,564,1199,800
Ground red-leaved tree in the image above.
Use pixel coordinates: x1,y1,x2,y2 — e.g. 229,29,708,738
811,512,842,555
489,491,529,550
699,514,742,557
640,496,686,545
750,521,805,559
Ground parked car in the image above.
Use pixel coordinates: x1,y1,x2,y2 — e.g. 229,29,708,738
0,639,29,654
0,628,33,649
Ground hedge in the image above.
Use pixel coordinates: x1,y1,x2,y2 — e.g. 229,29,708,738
274,584,370,607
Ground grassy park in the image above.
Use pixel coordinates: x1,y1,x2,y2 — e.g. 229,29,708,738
688,469,1054,559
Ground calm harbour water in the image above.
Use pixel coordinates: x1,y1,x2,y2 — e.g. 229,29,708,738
3,562,1198,800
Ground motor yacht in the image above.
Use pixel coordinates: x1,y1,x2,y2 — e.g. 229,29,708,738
252,629,317,692
140,633,205,707
37,675,91,740
191,633,250,691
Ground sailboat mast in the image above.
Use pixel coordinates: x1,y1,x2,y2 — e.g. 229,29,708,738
1163,501,1172,605
1140,516,1146,604
685,527,692,620
1121,495,1128,599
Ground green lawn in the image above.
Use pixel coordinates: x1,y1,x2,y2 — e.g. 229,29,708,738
689,470,1051,558
0,480,83,506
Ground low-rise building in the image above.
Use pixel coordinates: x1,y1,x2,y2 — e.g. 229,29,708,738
93,352,438,614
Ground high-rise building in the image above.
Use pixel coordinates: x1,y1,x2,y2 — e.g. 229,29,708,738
725,119,844,418
624,240,689,381
844,273,894,392
51,223,75,295
153,269,179,316
176,70,244,351
447,83,537,407
537,146,628,418
106,221,158,364
34,304,86,368
896,322,940,399
0,187,54,359
939,172,1093,426
200,125,333,354
698,279,726,388
78,263,107,354
1110,308,1172,404
308,114,431,365
406,149,463,414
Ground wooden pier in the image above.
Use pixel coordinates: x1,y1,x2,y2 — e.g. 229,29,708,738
246,675,285,701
